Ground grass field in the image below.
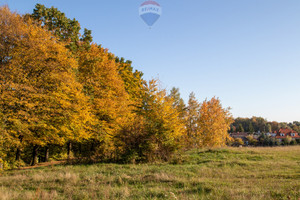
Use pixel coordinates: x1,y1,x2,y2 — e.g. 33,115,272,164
0,146,299,200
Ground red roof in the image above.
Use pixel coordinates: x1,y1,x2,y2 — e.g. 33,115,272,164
141,1,160,7
277,128,297,134
274,128,300,139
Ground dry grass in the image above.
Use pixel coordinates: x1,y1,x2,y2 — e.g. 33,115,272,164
0,146,299,200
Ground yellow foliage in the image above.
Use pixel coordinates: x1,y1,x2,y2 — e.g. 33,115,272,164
185,92,201,148
0,6,94,148
0,6,236,165
77,44,133,148
197,97,234,148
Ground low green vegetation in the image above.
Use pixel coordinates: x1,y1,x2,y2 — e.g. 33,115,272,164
0,146,299,200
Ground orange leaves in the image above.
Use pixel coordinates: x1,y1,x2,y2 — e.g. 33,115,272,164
185,95,233,148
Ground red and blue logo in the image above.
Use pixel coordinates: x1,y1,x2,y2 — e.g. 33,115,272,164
139,1,162,27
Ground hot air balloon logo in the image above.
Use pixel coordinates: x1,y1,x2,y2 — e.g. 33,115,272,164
139,1,162,28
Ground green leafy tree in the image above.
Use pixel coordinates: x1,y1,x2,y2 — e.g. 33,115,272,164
266,124,272,133
230,125,236,133
279,122,288,129
249,122,254,133
238,124,244,132
30,4,92,52
258,133,270,146
168,87,186,119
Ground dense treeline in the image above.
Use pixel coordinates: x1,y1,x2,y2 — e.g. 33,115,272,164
231,117,300,133
0,5,233,170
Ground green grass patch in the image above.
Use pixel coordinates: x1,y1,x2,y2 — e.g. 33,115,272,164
0,146,299,199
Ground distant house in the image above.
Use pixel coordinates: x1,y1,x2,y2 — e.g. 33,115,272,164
231,132,248,141
273,128,300,141
266,132,276,137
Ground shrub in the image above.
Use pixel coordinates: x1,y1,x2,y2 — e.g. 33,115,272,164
246,135,258,146
290,140,297,145
275,139,281,146
232,138,244,147
283,137,292,146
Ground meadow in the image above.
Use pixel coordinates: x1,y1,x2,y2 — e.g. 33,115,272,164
0,146,299,200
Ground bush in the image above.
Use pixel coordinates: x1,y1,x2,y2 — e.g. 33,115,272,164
275,139,281,146
290,140,297,145
246,135,258,146
232,138,244,147
269,138,276,146
282,137,292,146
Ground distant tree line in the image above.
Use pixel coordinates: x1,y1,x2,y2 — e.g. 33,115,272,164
0,5,233,170
232,134,300,147
230,117,300,147
230,117,300,133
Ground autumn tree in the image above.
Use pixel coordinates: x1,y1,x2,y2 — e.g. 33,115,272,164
115,57,145,104
0,6,93,165
76,44,132,159
266,124,272,133
197,97,233,147
139,80,184,161
185,92,200,148
168,87,186,119
0,6,37,164
116,80,185,162
0,111,7,170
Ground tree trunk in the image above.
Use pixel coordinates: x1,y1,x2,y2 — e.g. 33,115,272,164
16,148,21,161
0,157,3,171
44,146,49,162
31,145,39,166
67,141,72,159
79,143,82,155
90,142,95,152
16,135,23,162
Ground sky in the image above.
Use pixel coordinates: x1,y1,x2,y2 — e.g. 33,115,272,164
2,0,300,123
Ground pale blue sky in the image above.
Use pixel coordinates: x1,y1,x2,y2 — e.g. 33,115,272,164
3,0,300,122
